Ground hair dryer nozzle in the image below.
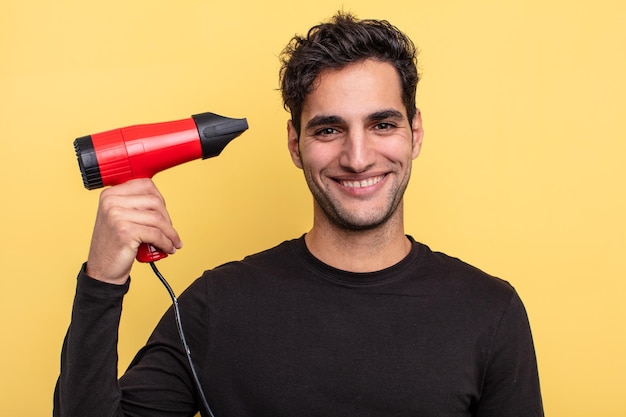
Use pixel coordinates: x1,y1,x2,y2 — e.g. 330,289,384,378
192,112,248,159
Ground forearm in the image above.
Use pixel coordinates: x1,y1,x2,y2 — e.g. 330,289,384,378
54,265,130,417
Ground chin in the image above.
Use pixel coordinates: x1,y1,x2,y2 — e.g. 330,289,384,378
328,208,398,232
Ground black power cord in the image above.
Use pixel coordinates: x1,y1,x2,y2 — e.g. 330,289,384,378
149,261,216,417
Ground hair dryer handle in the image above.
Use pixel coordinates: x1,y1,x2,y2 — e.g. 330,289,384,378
136,243,168,263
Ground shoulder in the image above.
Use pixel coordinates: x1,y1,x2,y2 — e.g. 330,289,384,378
175,238,303,309
188,238,304,290
214,237,303,274
412,242,535,346
413,240,518,307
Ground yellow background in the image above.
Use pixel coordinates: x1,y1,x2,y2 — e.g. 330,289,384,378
1,0,624,415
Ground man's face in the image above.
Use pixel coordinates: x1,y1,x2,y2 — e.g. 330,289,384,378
288,59,423,231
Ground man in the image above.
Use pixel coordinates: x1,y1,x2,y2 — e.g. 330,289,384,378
54,12,544,416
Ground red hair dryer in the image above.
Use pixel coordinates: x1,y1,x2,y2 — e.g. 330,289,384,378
74,112,248,262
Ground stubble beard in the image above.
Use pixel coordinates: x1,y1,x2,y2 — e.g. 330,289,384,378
304,168,411,232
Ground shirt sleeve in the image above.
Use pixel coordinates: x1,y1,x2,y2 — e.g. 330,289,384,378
475,290,544,417
53,265,130,417
54,265,207,417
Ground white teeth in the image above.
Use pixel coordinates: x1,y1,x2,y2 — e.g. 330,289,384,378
341,175,384,188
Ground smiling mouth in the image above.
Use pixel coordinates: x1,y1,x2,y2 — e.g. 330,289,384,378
339,175,386,189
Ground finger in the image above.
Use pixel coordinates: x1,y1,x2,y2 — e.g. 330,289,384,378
97,189,183,248
105,205,183,250
98,180,175,228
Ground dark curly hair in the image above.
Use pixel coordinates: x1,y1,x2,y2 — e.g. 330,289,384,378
279,11,420,136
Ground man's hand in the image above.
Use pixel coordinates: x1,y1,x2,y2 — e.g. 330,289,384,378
85,178,183,285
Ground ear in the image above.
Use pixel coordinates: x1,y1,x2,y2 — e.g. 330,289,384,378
287,120,303,169
410,109,424,160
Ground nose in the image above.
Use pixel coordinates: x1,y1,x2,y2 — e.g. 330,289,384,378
339,129,375,173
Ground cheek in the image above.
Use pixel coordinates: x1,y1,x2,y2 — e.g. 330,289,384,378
380,142,415,165
299,143,339,171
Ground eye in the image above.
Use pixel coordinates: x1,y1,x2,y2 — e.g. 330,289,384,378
314,127,339,137
374,122,397,131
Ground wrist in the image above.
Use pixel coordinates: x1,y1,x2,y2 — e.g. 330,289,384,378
84,262,130,286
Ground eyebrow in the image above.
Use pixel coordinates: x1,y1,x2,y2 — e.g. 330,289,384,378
304,115,345,131
304,109,405,131
368,109,405,122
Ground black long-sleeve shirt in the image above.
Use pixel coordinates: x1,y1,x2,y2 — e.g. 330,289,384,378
54,236,543,416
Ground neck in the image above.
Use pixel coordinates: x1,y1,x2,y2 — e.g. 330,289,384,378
304,206,411,273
